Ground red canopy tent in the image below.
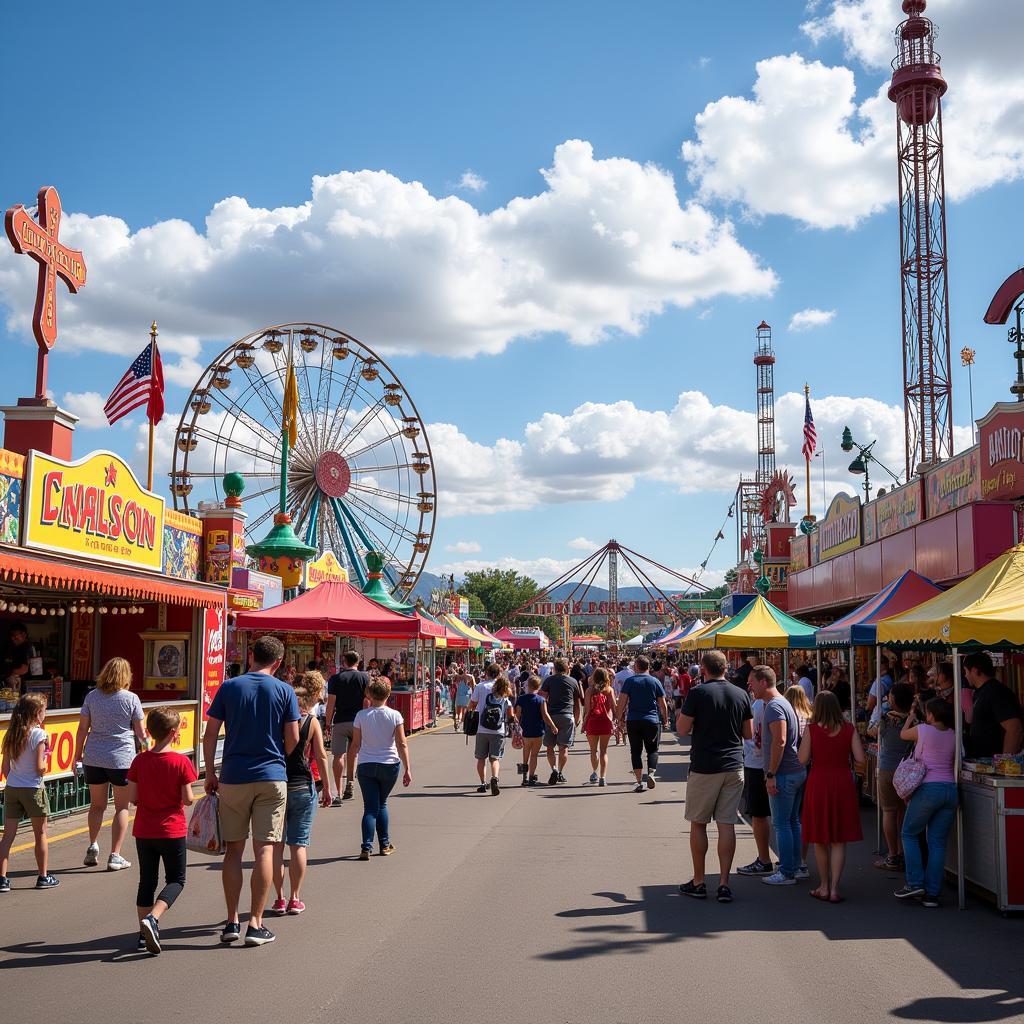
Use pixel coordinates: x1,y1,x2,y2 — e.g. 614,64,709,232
234,581,423,637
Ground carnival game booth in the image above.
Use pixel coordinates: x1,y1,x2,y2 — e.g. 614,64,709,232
877,544,1024,912
233,581,440,732
0,449,226,820
493,626,550,651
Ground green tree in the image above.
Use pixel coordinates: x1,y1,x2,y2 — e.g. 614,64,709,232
461,568,541,626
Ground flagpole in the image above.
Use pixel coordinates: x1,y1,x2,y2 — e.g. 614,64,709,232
147,321,157,492
804,383,811,521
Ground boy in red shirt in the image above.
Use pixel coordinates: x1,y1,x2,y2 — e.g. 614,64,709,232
127,707,198,955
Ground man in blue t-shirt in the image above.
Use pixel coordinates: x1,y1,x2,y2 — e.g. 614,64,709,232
203,635,300,948
617,655,669,793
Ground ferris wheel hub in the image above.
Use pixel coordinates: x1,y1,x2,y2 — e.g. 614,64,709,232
314,451,352,498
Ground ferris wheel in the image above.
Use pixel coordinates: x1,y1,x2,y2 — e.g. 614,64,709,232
170,322,436,597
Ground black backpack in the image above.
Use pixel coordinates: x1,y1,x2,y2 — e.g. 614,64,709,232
481,693,504,732
463,709,480,736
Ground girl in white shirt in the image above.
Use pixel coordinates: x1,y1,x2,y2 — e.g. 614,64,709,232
0,693,59,890
350,677,412,861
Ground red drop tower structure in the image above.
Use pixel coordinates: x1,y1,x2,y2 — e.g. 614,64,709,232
888,0,953,478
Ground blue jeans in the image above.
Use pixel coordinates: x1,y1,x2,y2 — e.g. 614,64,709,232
768,768,807,877
357,762,401,852
901,781,958,896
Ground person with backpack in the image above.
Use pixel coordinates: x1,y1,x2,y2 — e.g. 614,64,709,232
469,666,512,795
271,673,331,916
513,675,558,786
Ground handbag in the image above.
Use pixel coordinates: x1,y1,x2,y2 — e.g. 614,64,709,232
893,750,927,801
510,722,524,750
186,793,226,855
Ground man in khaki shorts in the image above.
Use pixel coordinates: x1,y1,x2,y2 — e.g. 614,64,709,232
203,635,300,947
676,649,752,904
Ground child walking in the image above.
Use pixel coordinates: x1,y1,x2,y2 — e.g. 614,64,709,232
272,672,331,915
0,693,58,890
127,707,198,954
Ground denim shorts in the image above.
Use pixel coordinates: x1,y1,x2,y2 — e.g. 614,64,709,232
284,783,317,847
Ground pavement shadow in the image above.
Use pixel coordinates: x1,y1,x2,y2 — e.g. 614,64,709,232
0,924,221,967
540,886,1024,1020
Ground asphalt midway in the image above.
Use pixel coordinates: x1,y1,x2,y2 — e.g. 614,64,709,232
2,721,1021,1024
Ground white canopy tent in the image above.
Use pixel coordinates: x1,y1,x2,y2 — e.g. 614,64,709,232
624,634,646,647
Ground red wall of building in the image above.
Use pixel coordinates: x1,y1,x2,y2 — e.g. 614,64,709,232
789,502,1016,615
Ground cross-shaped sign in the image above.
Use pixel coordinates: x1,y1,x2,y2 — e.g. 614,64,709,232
4,186,88,399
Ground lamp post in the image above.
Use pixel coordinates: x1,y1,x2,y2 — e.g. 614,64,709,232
841,426,902,501
961,346,977,442
814,448,826,518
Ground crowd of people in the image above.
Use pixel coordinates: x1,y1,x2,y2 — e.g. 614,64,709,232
1,635,1021,953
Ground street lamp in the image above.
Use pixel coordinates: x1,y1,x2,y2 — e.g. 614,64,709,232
840,426,902,502
961,347,977,442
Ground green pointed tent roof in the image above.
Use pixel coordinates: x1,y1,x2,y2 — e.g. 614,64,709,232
360,550,415,613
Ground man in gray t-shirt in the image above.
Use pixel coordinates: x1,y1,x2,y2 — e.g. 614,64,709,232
750,666,807,884
540,658,584,784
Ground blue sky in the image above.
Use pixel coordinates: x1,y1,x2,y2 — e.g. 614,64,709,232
1,0,1022,589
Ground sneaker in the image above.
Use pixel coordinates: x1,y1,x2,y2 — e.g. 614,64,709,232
521,775,529,787
270,898,288,914
35,874,60,889
557,773,567,784
140,914,161,955
137,933,147,951
894,884,925,900
634,782,645,793
548,771,559,786
220,922,241,943
243,925,276,947
761,871,797,886
717,885,733,903
107,853,131,871
647,774,657,790
476,784,488,793
287,898,306,915
343,783,354,800
589,771,598,784
380,844,395,856
796,864,810,880
0,876,10,893
83,843,100,867
737,858,774,876
490,777,500,796
678,880,707,899
527,777,539,787
641,773,649,784
331,796,343,807
921,894,940,908
598,778,607,787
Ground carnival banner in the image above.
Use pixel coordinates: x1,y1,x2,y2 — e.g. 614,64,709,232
925,447,981,517
818,492,862,561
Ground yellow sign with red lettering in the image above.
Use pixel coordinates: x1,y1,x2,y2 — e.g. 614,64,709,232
304,550,349,589
0,701,198,782
22,450,165,572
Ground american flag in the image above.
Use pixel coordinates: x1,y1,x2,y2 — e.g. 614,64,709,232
801,391,817,461
104,342,164,426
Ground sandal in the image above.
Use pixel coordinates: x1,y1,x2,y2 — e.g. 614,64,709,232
873,855,901,870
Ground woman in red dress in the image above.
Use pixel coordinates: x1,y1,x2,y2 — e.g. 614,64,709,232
799,691,865,903
583,668,616,786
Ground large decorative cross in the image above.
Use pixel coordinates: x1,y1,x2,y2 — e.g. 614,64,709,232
4,186,88,399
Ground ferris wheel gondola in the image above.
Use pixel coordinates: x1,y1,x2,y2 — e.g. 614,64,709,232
171,322,435,596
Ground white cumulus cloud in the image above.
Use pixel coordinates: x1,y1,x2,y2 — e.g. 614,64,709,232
457,170,487,193
568,536,598,551
446,540,482,554
60,391,111,430
0,141,776,368
788,308,836,332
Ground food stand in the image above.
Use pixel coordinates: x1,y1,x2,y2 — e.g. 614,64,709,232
233,581,440,733
877,544,1024,912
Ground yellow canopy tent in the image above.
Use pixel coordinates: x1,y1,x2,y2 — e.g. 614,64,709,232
875,544,1024,910
678,616,729,652
876,544,1024,648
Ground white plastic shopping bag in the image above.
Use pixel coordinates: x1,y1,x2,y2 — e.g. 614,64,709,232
186,793,225,855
